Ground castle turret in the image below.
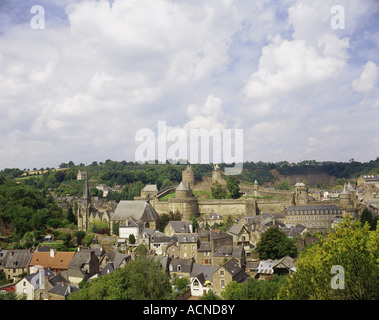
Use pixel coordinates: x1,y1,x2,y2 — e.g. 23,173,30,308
339,184,351,208
182,166,195,190
294,182,309,205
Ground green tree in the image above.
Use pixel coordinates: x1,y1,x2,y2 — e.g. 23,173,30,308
278,218,379,300
190,214,199,232
276,180,290,190
257,227,298,260
226,176,240,198
129,234,136,245
211,182,227,199
360,208,378,231
68,257,172,300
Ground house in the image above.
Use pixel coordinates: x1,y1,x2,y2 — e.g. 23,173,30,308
165,243,180,259
178,234,198,260
199,212,223,228
28,249,75,277
198,229,233,252
168,258,194,280
190,264,220,297
119,218,145,241
100,249,131,270
48,283,78,300
3,250,33,282
150,231,173,255
281,224,310,238
164,221,193,236
197,242,212,265
212,258,246,295
15,268,54,300
212,245,245,267
67,249,100,285
111,200,159,232
227,223,250,249
256,256,296,280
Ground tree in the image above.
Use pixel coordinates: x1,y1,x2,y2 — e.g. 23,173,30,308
257,227,298,260
360,208,378,231
211,182,227,199
129,234,136,245
278,218,379,300
74,230,86,245
68,257,172,300
190,214,199,232
276,180,290,190
226,176,240,198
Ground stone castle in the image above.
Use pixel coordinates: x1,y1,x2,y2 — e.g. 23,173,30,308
135,165,360,221
77,165,362,232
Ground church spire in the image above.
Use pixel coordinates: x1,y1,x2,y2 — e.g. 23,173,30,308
83,170,90,201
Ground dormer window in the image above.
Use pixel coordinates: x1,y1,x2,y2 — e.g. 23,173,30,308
177,265,181,272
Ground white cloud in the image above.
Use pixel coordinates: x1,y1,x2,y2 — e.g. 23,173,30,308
0,0,378,169
352,61,378,94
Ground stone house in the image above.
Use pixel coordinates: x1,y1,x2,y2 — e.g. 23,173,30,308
168,258,194,280
178,233,198,260
150,231,173,255
67,249,100,285
164,221,193,236
212,245,245,267
227,223,251,254
2,250,33,282
99,249,131,270
212,258,246,296
198,229,233,252
15,268,58,300
48,283,77,300
197,242,213,265
165,243,180,259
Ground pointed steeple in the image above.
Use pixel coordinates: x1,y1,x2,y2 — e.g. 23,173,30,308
83,170,91,201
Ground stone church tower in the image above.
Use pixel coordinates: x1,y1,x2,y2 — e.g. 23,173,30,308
77,171,92,231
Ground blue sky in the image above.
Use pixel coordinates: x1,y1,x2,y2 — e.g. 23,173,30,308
0,0,378,170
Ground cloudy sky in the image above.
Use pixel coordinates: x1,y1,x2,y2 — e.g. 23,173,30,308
0,0,378,170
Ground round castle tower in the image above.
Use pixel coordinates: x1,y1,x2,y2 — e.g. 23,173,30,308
182,165,195,190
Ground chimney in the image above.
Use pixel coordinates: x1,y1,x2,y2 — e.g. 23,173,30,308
188,224,193,233
50,248,56,258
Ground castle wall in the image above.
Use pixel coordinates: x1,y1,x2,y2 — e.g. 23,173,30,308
197,199,246,217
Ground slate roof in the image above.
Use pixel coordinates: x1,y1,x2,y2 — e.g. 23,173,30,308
142,185,158,192
169,258,193,273
178,233,198,243
222,258,243,276
190,263,219,282
197,242,212,252
5,252,33,269
176,181,189,191
168,221,193,233
213,245,244,259
111,200,159,222
286,205,342,214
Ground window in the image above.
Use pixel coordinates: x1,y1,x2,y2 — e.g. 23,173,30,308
183,237,187,242
169,264,173,272
193,280,199,287
177,265,181,272
221,280,225,289
220,270,224,276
